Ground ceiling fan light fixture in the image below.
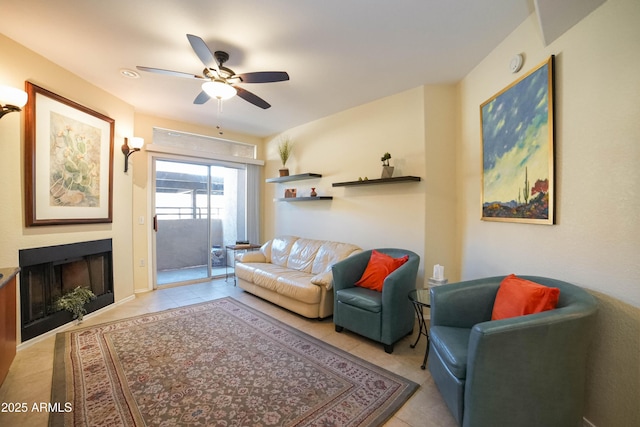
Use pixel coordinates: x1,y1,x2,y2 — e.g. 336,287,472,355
202,80,237,100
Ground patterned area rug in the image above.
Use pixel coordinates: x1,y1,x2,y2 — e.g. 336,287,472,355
50,297,418,426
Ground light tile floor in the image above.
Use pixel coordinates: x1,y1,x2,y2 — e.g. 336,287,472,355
0,279,457,427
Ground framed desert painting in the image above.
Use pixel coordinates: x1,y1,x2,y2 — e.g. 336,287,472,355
24,82,114,226
480,56,555,225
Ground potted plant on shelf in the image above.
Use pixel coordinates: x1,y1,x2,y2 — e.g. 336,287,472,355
278,137,293,177
55,286,96,323
381,152,394,178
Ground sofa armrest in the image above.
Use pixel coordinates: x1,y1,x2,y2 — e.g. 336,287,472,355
380,253,420,340
236,251,266,263
311,271,334,290
381,254,420,307
430,277,502,328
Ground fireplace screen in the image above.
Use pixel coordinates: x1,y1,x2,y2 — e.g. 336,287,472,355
19,239,114,341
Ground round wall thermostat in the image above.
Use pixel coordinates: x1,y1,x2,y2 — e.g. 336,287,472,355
510,54,524,73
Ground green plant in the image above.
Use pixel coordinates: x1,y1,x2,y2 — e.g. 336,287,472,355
278,137,293,168
381,152,391,166
55,286,96,322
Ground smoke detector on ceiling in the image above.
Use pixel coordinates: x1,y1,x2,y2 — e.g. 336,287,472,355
120,69,140,79
509,54,524,73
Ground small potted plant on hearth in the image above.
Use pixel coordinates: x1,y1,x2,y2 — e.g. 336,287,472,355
55,286,96,323
381,152,394,178
278,136,293,177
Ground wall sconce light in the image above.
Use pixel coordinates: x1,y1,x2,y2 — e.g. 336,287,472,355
121,137,144,172
0,85,28,119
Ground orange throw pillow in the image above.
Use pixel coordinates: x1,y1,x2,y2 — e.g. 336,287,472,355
491,274,560,320
355,250,409,292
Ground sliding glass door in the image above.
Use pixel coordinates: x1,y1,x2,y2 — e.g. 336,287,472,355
153,158,247,287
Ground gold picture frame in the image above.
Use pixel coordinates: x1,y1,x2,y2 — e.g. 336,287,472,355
24,82,114,226
480,56,555,225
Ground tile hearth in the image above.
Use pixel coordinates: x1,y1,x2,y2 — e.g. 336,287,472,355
0,279,456,427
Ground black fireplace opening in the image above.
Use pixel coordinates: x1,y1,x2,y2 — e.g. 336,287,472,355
19,239,114,341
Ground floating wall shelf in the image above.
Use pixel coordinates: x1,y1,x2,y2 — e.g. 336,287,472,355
266,173,322,183
332,176,421,187
275,196,333,202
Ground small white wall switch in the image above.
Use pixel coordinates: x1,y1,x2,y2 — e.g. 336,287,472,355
138,216,144,225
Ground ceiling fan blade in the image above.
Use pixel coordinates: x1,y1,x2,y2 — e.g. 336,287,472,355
235,86,271,109
186,34,218,71
237,71,290,83
193,90,211,105
136,66,205,80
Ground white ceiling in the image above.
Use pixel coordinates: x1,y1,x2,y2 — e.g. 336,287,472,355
1,1,540,137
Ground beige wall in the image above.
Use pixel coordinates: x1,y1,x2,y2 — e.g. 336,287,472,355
424,84,459,282
262,86,459,285
0,34,136,326
457,0,640,425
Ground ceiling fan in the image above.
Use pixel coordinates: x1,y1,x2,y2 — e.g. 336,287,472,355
137,34,289,109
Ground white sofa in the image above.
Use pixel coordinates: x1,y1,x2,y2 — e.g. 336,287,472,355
235,236,361,319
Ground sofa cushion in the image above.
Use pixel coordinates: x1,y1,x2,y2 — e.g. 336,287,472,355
252,264,295,292
311,242,361,275
270,236,299,267
276,271,321,304
430,326,471,380
235,262,258,283
491,274,560,320
335,287,382,313
259,240,272,262
286,238,323,273
310,270,333,289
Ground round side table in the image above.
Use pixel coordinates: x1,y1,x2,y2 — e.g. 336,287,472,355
408,289,431,370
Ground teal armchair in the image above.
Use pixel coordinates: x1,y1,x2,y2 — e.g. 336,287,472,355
332,249,420,353
428,276,598,427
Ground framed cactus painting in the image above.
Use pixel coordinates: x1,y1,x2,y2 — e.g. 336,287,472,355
480,56,555,225
24,82,114,226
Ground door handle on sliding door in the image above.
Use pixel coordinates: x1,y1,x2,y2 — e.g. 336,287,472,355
153,215,158,232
